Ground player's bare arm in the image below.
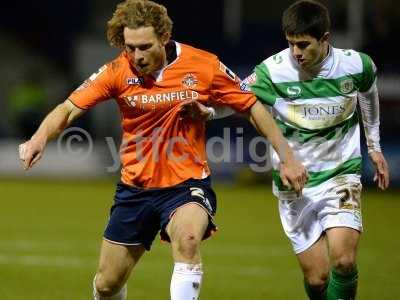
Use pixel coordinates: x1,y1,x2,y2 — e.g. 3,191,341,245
18,99,85,170
248,101,308,192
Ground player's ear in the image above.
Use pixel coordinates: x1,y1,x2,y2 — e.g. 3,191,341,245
320,32,330,43
160,32,171,46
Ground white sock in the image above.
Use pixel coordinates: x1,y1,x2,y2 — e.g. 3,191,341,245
170,262,203,300
93,275,127,300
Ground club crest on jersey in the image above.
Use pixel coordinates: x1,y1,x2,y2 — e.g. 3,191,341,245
127,77,144,85
287,86,302,99
340,79,354,94
219,62,236,81
182,73,198,88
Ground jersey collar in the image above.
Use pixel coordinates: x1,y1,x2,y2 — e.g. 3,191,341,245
152,41,182,82
308,45,334,78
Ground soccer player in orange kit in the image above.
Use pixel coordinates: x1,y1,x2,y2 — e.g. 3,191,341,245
18,1,308,299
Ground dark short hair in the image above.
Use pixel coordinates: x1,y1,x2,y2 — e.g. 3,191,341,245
282,0,330,40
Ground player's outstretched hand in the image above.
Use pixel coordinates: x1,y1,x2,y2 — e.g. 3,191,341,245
369,151,390,190
279,159,308,195
179,99,213,121
18,138,46,170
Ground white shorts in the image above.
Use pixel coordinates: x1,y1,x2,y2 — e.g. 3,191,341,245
275,174,363,254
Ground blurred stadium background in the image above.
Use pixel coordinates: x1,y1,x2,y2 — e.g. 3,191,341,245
0,0,399,299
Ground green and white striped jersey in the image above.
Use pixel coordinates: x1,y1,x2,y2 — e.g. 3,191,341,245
247,46,377,190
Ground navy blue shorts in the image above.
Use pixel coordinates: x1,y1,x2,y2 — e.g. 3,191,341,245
103,177,217,250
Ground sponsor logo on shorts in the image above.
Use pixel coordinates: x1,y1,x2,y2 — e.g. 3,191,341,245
190,187,212,212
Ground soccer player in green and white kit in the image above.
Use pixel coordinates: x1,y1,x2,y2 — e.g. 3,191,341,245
183,1,390,299
249,1,390,299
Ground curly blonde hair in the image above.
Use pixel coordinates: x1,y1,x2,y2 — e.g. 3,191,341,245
107,0,173,48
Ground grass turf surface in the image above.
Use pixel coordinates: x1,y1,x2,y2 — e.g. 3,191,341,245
0,179,399,299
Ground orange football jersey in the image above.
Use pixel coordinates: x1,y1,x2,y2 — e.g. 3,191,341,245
69,42,256,188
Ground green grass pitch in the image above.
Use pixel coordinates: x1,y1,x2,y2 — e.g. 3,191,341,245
0,179,399,299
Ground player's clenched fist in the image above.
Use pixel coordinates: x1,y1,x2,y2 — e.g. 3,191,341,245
18,138,45,170
279,159,308,194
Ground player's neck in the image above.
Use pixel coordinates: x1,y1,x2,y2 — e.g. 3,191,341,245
305,44,331,74
154,42,176,72
319,44,330,64
150,42,176,80
314,44,330,68
165,40,177,65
